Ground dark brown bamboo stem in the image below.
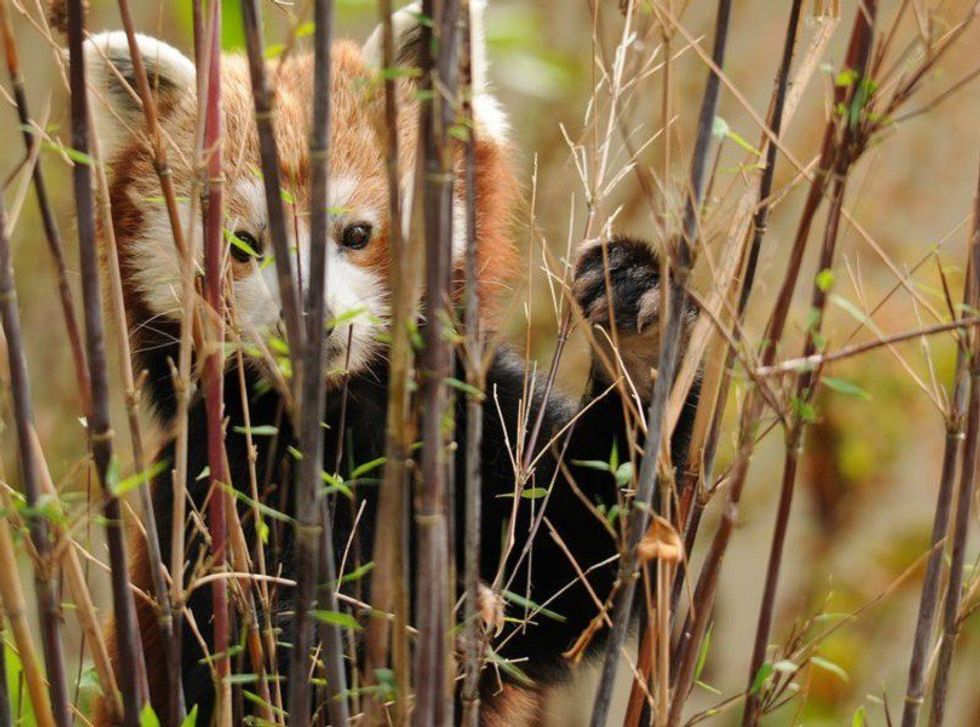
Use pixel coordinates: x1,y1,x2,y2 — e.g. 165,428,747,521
900,176,979,727
928,167,980,727
0,173,71,727
670,7,876,721
0,0,89,418
460,2,484,723
287,1,349,724
743,5,875,717
589,3,733,724
201,2,232,724
362,0,416,722
414,0,461,723
672,0,804,622
0,627,9,727
900,368,968,727
239,0,306,385
66,1,146,723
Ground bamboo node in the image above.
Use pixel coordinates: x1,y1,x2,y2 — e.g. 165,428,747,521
89,429,115,443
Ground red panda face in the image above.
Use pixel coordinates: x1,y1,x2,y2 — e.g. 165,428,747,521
84,2,514,385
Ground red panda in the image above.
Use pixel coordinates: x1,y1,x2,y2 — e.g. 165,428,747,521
84,3,696,725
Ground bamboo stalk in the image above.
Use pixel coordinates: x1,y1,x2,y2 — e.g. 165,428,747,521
669,6,876,720
200,2,232,724
900,178,978,727
589,3,733,724
115,0,192,263
89,99,184,727
29,430,121,721
0,622,9,727
286,1,349,724
742,6,875,720
459,2,484,723
928,167,980,727
414,0,461,723
65,1,147,722
0,510,55,727
0,0,89,418
0,130,72,727
361,0,416,721
239,0,306,387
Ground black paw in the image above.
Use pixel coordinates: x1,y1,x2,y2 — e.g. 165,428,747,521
572,236,662,334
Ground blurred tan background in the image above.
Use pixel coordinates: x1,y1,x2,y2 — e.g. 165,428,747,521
2,0,980,724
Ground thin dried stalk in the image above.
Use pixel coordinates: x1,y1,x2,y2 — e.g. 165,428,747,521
240,0,306,385
66,0,147,721
362,0,416,721
459,2,484,723
589,2,733,723
0,0,89,417
0,506,56,727
115,0,191,263
414,0,461,723
287,1,349,724
928,168,980,727
200,3,232,724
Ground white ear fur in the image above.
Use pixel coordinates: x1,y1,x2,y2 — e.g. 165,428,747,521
362,1,508,140
83,32,196,159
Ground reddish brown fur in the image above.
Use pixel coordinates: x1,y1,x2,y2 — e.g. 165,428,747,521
95,34,517,727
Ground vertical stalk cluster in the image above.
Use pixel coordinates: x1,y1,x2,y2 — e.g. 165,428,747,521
363,1,417,722
286,1,349,725
0,179,69,727
589,2,733,724
742,5,876,724
414,0,462,723
928,170,980,727
200,3,232,724
66,0,147,723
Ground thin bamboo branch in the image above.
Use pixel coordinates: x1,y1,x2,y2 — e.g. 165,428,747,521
757,317,980,377
0,621,9,727
414,0,461,722
115,0,191,263
287,1,348,724
66,1,147,722
200,2,231,724
927,166,980,727
589,2,733,724
239,0,306,388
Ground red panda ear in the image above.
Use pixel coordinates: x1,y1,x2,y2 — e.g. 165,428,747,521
362,1,508,141
83,32,196,160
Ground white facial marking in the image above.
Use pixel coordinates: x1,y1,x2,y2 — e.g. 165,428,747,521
133,175,388,380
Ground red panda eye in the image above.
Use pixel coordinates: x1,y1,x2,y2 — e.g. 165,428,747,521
341,223,372,250
231,230,262,263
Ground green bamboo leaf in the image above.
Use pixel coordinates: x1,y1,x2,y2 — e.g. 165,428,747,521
822,377,871,400
313,610,362,631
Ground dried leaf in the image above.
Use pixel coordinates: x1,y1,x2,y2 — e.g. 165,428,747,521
637,515,683,564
